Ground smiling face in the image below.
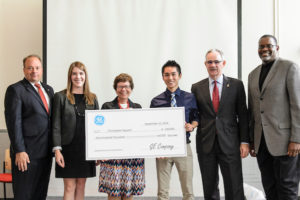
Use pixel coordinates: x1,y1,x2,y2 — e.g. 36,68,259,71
23,56,43,83
162,66,182,92
258,37,279,64
205,51,226,80
71,67,86,89
116,81,132,102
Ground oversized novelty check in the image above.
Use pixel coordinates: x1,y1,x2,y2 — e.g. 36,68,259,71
85,107,186,160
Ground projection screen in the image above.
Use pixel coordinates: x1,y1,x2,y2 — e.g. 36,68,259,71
46,0,238,108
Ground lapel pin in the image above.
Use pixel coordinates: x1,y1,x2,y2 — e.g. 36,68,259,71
227,83,230,88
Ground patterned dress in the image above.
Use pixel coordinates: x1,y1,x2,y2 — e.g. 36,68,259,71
98,98,145,197
98,159,145,197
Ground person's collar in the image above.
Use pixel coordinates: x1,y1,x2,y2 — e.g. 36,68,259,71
209,74,223,85
165,87,181,96
113,96,133,107
262,60,275,68
28,80,42,87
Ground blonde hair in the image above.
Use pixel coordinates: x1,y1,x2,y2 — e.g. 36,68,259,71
66,61,96,105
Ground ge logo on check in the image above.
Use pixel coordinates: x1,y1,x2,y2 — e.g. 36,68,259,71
94,115,105,125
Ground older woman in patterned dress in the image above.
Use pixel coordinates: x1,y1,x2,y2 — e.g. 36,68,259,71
98,73,145,200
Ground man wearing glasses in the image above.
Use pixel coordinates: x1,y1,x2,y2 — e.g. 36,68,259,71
191,49,249,200
248,35,300,200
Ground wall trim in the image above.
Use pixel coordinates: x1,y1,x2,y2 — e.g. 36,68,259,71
237,0,242,79
273,0,279,41
43,0,47,84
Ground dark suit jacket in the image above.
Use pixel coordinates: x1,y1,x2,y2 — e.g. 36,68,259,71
52,90,99,147
4,78,54,159
102,97,142,110
191,75,249,154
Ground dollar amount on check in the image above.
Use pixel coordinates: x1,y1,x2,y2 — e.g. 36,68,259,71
85,107,187,160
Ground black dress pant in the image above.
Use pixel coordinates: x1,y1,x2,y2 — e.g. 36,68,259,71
257,134,300,200
197,139,245,200
11,156,52,200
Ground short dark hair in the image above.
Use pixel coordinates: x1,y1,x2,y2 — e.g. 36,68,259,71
161,60,181,75
113,73,134,90
259,34,278,45
23,54,42,68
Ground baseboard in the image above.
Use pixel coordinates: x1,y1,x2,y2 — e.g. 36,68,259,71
46,197,204,200
1,196,299,200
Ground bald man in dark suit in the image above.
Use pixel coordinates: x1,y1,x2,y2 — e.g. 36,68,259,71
5,55,54,200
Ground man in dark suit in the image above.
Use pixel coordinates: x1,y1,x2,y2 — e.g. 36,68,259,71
248,35,300,200
4,55,54,200
191,49,249,200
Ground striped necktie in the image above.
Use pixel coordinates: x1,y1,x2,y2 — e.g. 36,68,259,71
171,93,177,107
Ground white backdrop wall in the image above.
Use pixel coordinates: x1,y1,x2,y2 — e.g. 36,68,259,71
1,0,300,198
241,0,275,83
46,0,238,108
278,0,300,65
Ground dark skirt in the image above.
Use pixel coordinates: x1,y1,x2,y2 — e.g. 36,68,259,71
55,144,96,178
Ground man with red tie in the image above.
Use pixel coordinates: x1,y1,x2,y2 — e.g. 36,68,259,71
4,55,54,200
191,49,249,200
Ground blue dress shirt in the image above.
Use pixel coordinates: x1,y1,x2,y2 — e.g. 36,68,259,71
208,74,223,101
150,87,199,143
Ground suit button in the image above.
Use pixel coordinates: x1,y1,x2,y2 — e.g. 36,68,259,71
261,111,264,113
260,97,263,100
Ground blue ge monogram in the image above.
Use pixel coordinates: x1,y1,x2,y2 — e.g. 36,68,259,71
94,115,105,125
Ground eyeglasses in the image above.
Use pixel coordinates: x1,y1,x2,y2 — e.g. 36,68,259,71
117,85,131,90
259,44,276,49
206,60,223,65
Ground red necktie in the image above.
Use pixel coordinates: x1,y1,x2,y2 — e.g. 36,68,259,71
34,83,49,113
212,81,219,113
